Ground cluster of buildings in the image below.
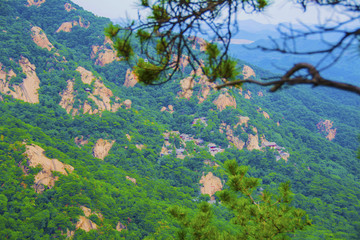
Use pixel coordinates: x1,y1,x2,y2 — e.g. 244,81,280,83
161,130,224,158
261,141,290,161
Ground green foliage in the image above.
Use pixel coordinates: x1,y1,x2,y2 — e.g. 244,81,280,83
134,58,163,85
0,0,358,239
170,160,311,239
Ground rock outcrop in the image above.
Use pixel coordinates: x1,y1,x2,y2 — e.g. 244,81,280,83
178,77,195,99
189,36,207,51
59,67,127,115
242,65,255,79
246,134,261,151
244,90,252,99
199,172,222,201
238,116,250,127
25,144,74,193
64,3,76,12
18,57,40,103
160,105,174,113
75,206,101,232
124,69,138,87
91,37,120,66
59,80,75,114
93,139,115,160
77,66,95,84
213,92,236,111
116,222,127,232
316,120,337,141
27,0,45,7
172,54,190,71
31,26,54,51
74,136,88,147
123,99,132,109
126,176,137,185
220,123,245,150
0,57,40,104
56,16,90,33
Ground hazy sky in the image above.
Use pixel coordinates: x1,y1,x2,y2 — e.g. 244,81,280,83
71,0,341,25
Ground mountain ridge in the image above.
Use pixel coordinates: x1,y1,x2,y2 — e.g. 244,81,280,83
0,0,359,239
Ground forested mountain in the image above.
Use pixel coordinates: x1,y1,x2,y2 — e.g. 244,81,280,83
0,0,359,239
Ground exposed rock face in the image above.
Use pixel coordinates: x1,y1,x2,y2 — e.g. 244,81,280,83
199,172,222,201
59,80,75,114
27,0,45,7
213,92,236,111
116,222,127,232
91,38,120,66
238,116,250,127
64,3,76,12
244,90,252,99
126,176,137,185
316,120,337,141
59,74,125,115
246,134,261,151
31,26,54,51
0,63,17,95
197,72,216,103
136,144,145,150
124,69,138,87
179,77,195,99
189,36,207,51
242,65,255,79
172,54,190,70
77,66,94,84
18,57,40,103
56,16,90,33
59,66,125,115
89,80,113,111
93,139,115,160
160,105,174,113
75,206,99,232
126,134,132,141
25,144,74,193
123,99,132,109
75,136,88,146
220,123,245,150
262,111,270,119
0,58,40,103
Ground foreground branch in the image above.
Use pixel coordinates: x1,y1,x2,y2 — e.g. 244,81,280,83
215,63,360,95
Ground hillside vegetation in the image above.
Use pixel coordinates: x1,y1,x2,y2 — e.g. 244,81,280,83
0,0,359,239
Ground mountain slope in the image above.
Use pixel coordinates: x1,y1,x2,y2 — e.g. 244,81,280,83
0,0,359,239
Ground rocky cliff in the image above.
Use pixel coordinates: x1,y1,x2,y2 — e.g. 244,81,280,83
124,69,138,87
31,26,54,51
56,16,89,33
242,65,256,79
25,144,74,193
59,66,130,115
91,37,120,66
316,120,337,141
0,57,40,104
27,0,45,7
199,172,222,201
93,139,115,160
213,92,236,111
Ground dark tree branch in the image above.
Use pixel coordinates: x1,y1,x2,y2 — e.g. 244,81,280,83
215,63,360,95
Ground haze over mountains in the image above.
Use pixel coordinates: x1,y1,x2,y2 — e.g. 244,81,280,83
0,0,359,239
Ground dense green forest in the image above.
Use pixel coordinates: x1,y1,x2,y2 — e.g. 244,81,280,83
0,0,359,239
